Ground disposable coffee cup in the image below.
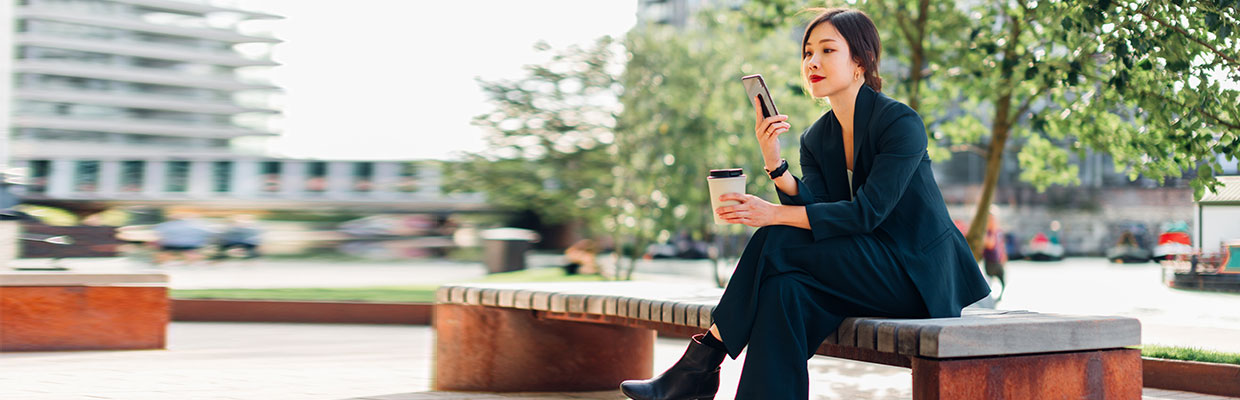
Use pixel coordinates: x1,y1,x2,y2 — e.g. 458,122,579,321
707,168,746,225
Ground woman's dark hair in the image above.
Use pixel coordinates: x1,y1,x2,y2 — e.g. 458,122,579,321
800,8,883,92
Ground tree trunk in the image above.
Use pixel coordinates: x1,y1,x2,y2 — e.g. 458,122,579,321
905,0,929,113
966,115,1010,261
966,12,1022,261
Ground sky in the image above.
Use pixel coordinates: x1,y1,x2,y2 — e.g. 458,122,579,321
231,1,638,161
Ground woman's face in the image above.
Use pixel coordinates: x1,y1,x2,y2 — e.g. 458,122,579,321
802,21,862,99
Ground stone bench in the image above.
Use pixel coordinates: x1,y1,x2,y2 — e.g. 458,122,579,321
433,281,1143,399
0,273,169,351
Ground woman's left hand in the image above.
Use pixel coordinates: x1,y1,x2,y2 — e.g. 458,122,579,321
716,193,777,227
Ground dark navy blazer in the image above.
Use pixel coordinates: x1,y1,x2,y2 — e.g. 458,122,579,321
776,85,990,318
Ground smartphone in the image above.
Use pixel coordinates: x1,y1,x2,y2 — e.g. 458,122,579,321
741,74,779,119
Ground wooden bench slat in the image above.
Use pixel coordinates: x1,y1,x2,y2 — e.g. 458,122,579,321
659,300,679,326
531,292,552,311
626,297,641,319
449,286,467,304
838,318,860,347
855,318,886,350
480,289,500,306
464,287,483,305
638,299,652,321
580,295,600,314
551,293,569,312
603,296,619,316
686,305,700,329
697,304,714,329
672,303,688,326
496,289,516,307
513,290,533,309
899,323,927,357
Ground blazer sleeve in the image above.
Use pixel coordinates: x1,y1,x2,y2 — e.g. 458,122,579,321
777,130,825,206
803,113,926,242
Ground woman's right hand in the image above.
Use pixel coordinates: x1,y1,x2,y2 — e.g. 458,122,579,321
753,95,790,168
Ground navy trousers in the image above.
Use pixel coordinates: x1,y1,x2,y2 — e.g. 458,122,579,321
711,225,929,400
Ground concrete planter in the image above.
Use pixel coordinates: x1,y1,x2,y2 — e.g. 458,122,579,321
172,299,432,325
1143,357,1240,398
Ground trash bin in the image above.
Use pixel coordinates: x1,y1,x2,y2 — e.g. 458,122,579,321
480,228,540,274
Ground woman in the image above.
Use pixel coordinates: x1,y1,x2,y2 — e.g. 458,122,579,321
620,8,990,400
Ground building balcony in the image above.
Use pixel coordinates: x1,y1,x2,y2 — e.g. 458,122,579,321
16,6,280,44
9,139,253,159
14,88,279,115
15,34,278,67
110,0,282,20
15,60,279,91
11,115,276,139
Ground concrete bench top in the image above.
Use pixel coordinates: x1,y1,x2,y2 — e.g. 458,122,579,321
0,273,169,287
436,281,1141,359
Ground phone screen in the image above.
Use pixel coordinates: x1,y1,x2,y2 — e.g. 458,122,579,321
741,74,779,119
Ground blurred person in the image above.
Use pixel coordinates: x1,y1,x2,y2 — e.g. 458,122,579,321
982,205,1007,300
620,9,989,400
212,214,263,261
152,212,214,265
562,239,599,275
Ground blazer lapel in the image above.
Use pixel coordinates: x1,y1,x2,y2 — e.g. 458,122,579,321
820,112,852,202
850,85,877,193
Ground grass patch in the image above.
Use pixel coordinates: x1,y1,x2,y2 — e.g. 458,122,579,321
170,267,605,303
1141,344,1240,366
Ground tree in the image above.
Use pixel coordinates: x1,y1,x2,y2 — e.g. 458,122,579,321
445,37,624,237
610,11,825,282
1053,0,1239,200
950,0,1239,259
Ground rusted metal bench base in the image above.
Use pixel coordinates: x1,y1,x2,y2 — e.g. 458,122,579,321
912,348,1142,399
1,274,169,352
433,304,654,392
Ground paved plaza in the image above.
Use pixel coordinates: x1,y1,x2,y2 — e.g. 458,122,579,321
3,255,1238,399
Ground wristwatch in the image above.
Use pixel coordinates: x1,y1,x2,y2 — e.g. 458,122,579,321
765,159,789,179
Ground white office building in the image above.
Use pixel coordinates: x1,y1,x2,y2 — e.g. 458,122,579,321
1,0,483,213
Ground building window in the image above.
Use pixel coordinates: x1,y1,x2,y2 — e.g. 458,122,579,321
260,161,281,192
120,160,145,192
74,160,100,192
212,161,233,193
27,160,50,193
165,160,190,193
305,161,327,193
353,162,374,192
397,163,418,193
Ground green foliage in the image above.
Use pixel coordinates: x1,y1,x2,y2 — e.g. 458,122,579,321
610,9,828,271
446,37,623,232
1053,0,1240,199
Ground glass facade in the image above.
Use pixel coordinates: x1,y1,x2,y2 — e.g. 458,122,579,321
73,160,99,192
120,160,144,192
165,160,189,192
305,161,327,193
260,161,281,192
212,161,232,193
27,160,51,193
397,163,418,193
353,162,374,192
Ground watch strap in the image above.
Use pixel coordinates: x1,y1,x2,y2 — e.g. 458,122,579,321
766,159,789,179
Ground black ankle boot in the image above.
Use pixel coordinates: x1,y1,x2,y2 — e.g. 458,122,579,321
620,333,727,400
